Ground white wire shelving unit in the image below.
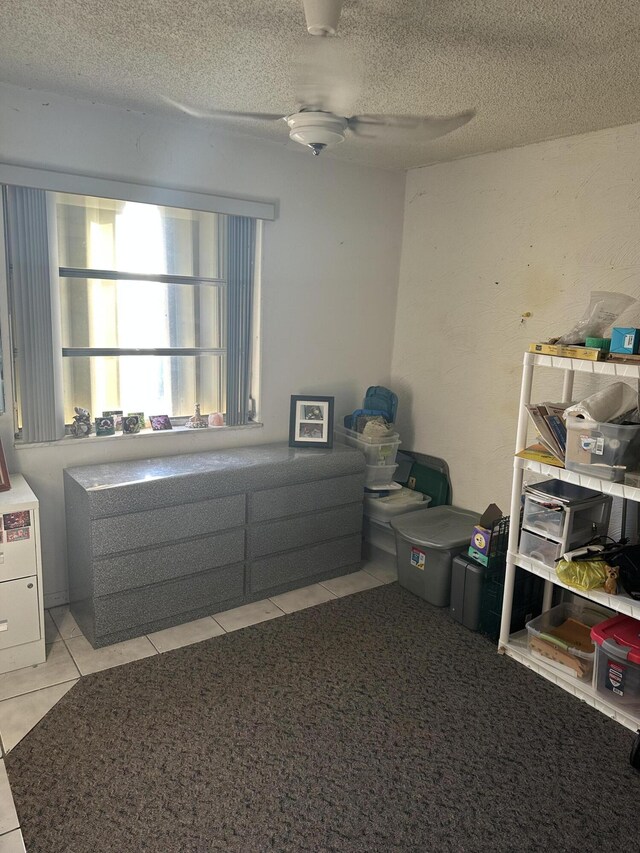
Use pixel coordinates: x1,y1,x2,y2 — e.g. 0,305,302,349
499,351,640,732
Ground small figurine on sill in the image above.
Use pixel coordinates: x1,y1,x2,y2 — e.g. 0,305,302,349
186,403,208,429
70,407,92,438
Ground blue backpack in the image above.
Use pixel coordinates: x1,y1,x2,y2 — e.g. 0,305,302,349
343,386,398,430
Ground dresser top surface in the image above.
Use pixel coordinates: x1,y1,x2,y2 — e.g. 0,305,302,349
64,442,363,491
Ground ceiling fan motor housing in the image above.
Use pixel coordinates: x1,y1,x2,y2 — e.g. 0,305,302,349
286,111,348,151
302,0,344,36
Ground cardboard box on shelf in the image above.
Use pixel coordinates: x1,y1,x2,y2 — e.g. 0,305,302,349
528,342,605,361
468,503,503,566
610,327,640,355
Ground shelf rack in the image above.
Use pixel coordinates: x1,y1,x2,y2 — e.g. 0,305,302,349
499,351,640,732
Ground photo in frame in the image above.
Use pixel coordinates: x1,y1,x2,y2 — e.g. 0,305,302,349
149,414,173,431
0,438,10,492
288,395,334,449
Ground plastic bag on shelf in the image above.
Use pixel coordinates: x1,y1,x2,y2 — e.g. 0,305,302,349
555,558,609,591
554,291,636,345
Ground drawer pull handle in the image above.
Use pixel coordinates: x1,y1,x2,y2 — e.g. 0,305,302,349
0,621,7,632
27,583,34,589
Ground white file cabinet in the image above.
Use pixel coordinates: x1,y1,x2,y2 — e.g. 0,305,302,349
0,474,46,674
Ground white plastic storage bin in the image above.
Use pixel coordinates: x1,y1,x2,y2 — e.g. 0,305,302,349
362,490,432,570
335,425,401,467
519,530,563,568
364,464,398,487
522,480,612,546
526,602,608,682
565,417,640,482
362,516,396,556
363,487,429,522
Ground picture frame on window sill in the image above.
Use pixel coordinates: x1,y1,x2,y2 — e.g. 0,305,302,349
0,438,11,492
288,395,334,449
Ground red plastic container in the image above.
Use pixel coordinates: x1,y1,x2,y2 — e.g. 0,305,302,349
591,614,640,709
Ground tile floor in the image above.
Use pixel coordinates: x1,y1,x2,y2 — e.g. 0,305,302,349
0,558,395,851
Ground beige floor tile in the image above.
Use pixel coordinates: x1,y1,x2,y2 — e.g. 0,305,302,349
147,617,225,654
269,583,337,614
44,611,61,644
0,762,18,837
48,606,83,640
65,634,157,676
0,643,80,702
0,829,26,853
320,570,384,598
362,561,398,584
213,599,285,633
0,680,78,753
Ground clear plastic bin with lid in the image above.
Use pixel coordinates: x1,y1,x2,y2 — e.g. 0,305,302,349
518,479,612,570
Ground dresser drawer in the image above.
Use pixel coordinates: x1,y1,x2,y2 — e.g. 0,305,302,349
91,494,246,556
0,533,37,582
250,475,364,522
92,528,245,595
249,503,363,558
0,577,41,650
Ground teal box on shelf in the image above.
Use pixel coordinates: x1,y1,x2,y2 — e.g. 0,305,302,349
610,327,640,355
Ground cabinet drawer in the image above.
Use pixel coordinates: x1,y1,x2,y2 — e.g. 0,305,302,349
0,577,41,650
93,528,245,595
250,534,362,593
250,476,364,522
91,494,246,556
249,503,363,558
519,530,562,568
0,533,37,582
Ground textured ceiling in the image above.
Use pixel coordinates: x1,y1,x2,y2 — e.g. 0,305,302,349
2,0,640,171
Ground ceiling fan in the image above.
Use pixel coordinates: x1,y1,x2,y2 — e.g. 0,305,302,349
170,0,475,156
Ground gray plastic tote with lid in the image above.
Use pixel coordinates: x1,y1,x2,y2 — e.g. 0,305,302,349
391,506,480,606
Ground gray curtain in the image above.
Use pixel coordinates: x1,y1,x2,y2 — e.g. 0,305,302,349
226,216,256,426
3,186,65,442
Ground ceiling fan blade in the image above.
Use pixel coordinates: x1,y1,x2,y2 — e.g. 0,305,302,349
348,110,475,140
293,35,361,116
163,97,284,122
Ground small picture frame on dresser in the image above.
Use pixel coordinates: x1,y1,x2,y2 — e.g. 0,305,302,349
0,438,10,492
288,395,334,449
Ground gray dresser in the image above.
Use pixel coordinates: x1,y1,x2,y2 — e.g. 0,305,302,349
64,443,365,647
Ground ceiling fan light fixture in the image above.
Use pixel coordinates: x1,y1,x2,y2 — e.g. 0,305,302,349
302,0,344,36
286,111,347,153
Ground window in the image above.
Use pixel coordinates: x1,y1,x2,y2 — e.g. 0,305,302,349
3,182,263,442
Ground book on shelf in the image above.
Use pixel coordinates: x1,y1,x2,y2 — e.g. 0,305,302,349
516,443,565,468
524,402,569,462
529,342,605,361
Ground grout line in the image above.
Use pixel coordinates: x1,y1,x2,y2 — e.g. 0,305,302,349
59,637,83,679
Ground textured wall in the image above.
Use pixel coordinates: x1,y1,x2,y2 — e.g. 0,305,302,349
0,83,405,604
392,122,640,513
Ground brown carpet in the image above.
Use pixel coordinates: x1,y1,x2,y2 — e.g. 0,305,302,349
5,584,640,852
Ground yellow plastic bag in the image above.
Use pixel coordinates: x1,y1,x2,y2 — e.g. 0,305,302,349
555,559,608,591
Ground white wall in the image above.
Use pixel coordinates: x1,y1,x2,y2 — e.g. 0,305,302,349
392,122,640,514
0,83,405,604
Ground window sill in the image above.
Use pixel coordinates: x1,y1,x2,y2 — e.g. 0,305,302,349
14,421,263,449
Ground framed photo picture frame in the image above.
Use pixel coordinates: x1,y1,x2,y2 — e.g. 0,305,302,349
289,395,334,449
0,438,10,492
